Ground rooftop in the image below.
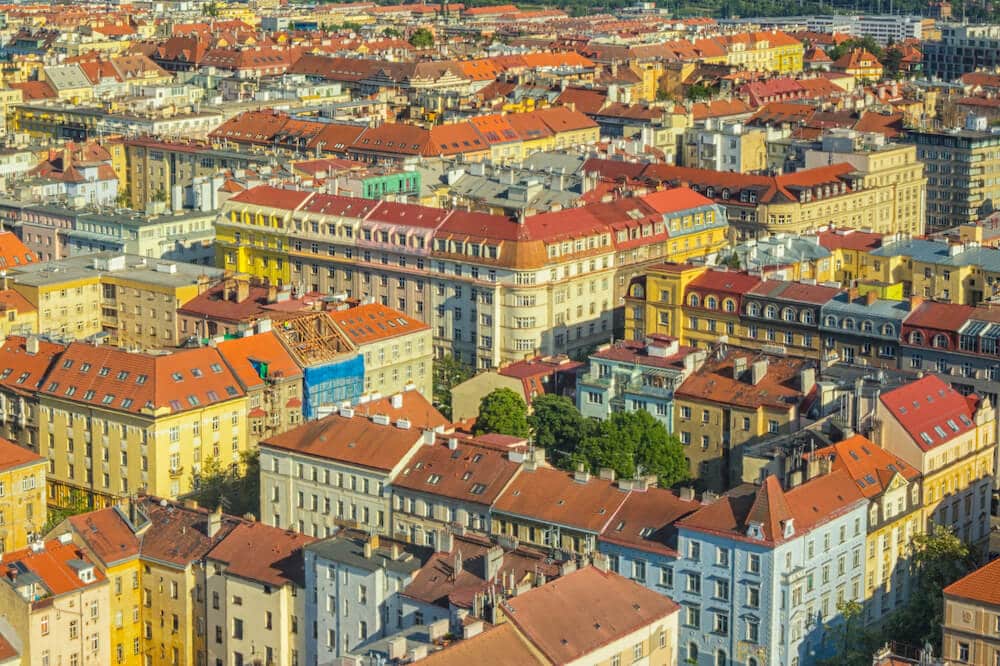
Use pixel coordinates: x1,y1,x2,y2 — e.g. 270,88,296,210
492,467,628,534
207,521,316,587
879,375,978,452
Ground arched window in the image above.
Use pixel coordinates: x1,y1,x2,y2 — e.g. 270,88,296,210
716,650,727,666
706,296,718,310
724,299,736,313
843,317,856,330
909,331,924,345
687,644,699,663
933,334,949,349
765,305,778,319
749,659,759,666
801,310,815,324
825,315,837,327
882,324,894,336
748,303,761,317
861,320,873,333
783,308,795,322
689,294,700,307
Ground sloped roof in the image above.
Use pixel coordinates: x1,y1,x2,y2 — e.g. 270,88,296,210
879,375,977,452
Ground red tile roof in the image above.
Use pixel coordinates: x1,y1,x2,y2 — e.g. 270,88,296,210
68,506,140,567
138,497,243,567
676,351,809,410
260,412,422,472
215,331,302,391
353,391,448,430
0,336,65,397
208,521,315,587
813,434,920,499
38,343,245,415
228,184,313,209
1,539,106,597
640,186,714,214
0,435,42,473
879,375,977,452
501,566,679,664
493,467,628,533
903,300,975,334
599,486,700,557
944,556,1000,607
418,623,542,666
329,303,429,346
0,631,16,661
393,435,521,505
815,227,883,252
0,231,38,269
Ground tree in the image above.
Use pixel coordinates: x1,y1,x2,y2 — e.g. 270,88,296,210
187,449,260,518
383,27,402,38
409,28,435,48
528,394,586,464
42,489,92,534
881,45,904,79
886,526,975,651
818,599,877,666
574,411,689,487
473,388,530,438
685,83,715,102
433,355,471,420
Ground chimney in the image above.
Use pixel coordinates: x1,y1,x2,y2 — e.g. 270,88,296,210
485,545,504,581
448,437,459,450
391,393,403,409
598,467,616,481
267,283,278,303
909,295,924,310
363,532,380,558
751,359,768,385
463,620,484,639
439,530,453,553
733,356,747,380
865,290,878,306
799,367,816,395
573,463,591,483
235,276,250,303
25,336,39,355
679,486,695,501
207,505,222,538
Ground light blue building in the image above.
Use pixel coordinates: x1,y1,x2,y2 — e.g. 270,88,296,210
673,473,868,666
577,335,703,428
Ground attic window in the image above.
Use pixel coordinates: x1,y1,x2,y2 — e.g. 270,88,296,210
15,372,28,384
210,364,223,373
960,415,973,426
99,367,110,377
169,400,182,411
136,374,148,385
122,398,133,409
117,371,128,381
191,368,203,378
171,372,184,382
470,483,487,495
471,454,483,463
947,420,959,432
639,527,654,537
225,386,239,397
920,432,933,445
84,390,95,400
62,359,73,369
427,474,441,485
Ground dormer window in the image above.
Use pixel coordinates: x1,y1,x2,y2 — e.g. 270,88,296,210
782,519,795,538
747,521,764,540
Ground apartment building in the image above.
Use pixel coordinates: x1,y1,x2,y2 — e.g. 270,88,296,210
681,119,769,173
215,185,728,368
328,302,434,398
875,375,996,545
740,281,841,360
390,432,525,546
259,407,430,538
674,351,813,490
674,473,867,666
215,331,304,446
0,336,64,456
205,522,314,666
907,122,1000,231
923,24,1000,81
0,437,45,554
577,335,703,430
942,557,1000,666
819,291,911,366
37,343,249,508
811,435,924,623
10,252,223,348
0,537,110,666
0,287,37,339
868,237,1000,305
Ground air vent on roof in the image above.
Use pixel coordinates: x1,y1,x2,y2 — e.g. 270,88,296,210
372,413,390,426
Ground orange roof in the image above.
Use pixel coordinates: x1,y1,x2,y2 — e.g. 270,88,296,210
68,506,140,567
879,375,976,452
1,539,105,597
419,623,543,666
0,336,64,397
354,391,448,430
38,343,245,415
329,302,429,346
0,231,38,269
393,435,521,505
261,412,422,472
641,186,714,214
493,467,628,533
502,566,679,664
0,435,42,473
676,350,807,410
944,557,1000,607
208,522,315,587
813,434,920,499
215,331,301,391
599,486,699,557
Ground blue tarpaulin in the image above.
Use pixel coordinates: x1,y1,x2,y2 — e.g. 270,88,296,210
302,353,365,419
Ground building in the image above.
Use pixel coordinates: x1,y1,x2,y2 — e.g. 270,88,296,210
0,336,64,457
682,119,770,173
923,24,1000,81
598,485,700,595
214,331,304,445
328,302,434,398
497,565,681,666
492,466,633,556
675,351,813,489
0,537,110,666
37,343,249,508
810,435,923,623
875,375,996,545
205,522,314,666
867,237,1000,305
907,121,1000,231
390,432,526,546
449,355,583,423
58,505,145,666
819,290,911,366
215,185,728,368
259,405,437,538
674,473,868,666
0,437,45,554
577,335,703,430
9,252,223,349
304,530,431,664
942,556,1000,666
740,281,841,361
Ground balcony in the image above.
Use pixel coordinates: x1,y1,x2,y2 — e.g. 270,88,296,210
168,466,184,478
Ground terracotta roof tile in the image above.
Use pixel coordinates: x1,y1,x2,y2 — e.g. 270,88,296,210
879,375,976,452
675,350,808,410
1,539,106,597
393,435,521,505
418,623,543,666
813,434,919,499
0,435,42,473
215,331,302,391
68,506,140,567
493,467,628,533
944,556,1000,606
599,487,700,557
353,391,448,431
138,497,243,566
0,336,65,397
208,522,315,587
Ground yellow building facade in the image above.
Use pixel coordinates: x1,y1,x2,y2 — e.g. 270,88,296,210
0,437,45,554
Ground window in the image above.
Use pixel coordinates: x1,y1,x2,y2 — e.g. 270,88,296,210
232,618,244,640
685,605,700,629
747,619,760,642
959,643,970,662
748,554,760,574
747,585,760,608
633,642,643,661
688,541,701,562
